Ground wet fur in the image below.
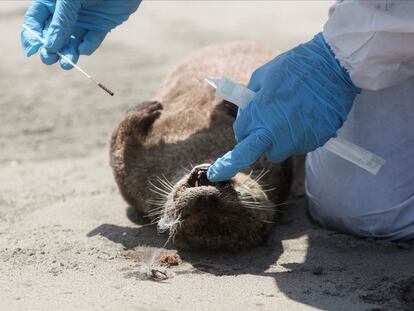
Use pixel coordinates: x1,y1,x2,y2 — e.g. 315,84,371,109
110,42,295,250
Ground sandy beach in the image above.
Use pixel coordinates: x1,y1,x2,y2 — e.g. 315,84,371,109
1,1,413,310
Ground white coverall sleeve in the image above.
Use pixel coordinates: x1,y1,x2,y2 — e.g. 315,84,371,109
323,0,414,91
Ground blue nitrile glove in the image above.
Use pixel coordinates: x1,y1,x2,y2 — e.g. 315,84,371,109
21,0,141,70
207,33,361,182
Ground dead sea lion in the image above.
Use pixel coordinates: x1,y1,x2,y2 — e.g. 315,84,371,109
109,42,294,250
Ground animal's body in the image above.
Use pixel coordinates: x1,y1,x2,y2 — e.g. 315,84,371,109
110,42,295,250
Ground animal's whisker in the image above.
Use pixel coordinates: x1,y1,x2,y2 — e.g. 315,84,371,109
151,215,162,221
238,195,262,202
239,178,271,192
139,222,158,227
148,206,166,212
242,202,276,208
241,199,290,208
148,181,171,196
242,205,277,211
253,173,263,183
147,212,164,218
244,206,283,213
271,201,290,207
147,206,166,214
156,176,174,191
148,179,171,192
239,184,253,192
239,198,280,205
146,201,166,208
254,169,269,183
144,213,162,219
240,200,273,206
157,215,182,233
239,198,275,205
230,204,275,212
145,198,167,205
161,174,175,188
243,207,275,212
148,189,169,198
147,204,166,210
158,174,173,185
155,181,173,192
150,216,163,224
148,184,169,194
261,219,276,224
147,204,165,209
251,168,264,181
147,206,165,213
180,165,191,173
263,187,277,193
147,211,164,218
147,205,165,210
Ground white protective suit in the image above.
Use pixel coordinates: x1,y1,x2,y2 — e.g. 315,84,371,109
306,0,414,240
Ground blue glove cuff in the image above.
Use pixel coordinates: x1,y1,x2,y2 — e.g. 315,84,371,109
298,32,361,117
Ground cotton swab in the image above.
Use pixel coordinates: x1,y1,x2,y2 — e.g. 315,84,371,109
22,24,114,96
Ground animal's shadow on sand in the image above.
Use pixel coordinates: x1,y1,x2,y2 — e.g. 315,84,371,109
88,200,414,311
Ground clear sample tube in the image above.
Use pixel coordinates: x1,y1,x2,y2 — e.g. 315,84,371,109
324,137,385,175
206,76,255,109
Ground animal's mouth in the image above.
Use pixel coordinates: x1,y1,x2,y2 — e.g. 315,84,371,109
176,163,235,215
171,163,233,211
186,164,213,188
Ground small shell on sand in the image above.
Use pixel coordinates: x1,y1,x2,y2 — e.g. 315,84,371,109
124,247,179,281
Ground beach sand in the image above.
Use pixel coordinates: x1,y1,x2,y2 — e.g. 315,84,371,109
1,1,413,310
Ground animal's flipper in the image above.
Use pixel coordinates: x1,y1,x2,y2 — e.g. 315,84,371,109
109,101,163,212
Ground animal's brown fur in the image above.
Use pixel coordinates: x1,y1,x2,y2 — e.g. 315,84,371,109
109,42,294,250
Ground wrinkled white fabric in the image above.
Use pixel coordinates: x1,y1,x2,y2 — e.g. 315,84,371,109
306,76,414,241
306,0,414,240
324,0,414,91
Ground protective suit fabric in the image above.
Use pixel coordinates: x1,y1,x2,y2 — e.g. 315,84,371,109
306,76,414,241
324,0,414,91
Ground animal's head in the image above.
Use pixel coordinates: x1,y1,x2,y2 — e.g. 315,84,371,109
150,164,278,250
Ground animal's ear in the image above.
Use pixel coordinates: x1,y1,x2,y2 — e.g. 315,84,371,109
124,101,163,137
109,100,163,214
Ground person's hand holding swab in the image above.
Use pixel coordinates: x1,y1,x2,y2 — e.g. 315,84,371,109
21,0,141,70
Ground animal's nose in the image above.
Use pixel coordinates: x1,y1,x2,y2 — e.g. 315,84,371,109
195,195,219,209
187,164,214,187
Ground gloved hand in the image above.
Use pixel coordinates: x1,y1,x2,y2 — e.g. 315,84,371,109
21,0,141,70
207,33,361,182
